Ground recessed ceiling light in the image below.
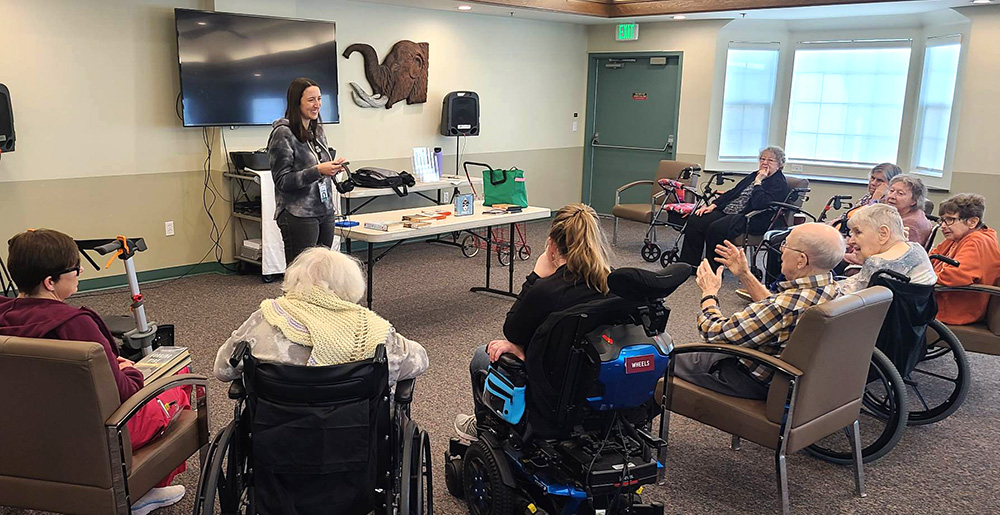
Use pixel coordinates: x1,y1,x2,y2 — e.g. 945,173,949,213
253,73,262,77
197,22,207,25
458,5,472,10
972,0,991,3
673,15,687,20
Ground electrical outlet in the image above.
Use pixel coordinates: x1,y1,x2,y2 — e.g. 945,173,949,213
442,190,451,203
787,163,804,172
165,221,175,237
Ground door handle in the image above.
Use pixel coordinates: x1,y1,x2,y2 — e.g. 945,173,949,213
667,135,675,149
592,132,600,145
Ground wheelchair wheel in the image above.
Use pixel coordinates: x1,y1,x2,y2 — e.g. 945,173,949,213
517,245,531,261
806,348,907,464
445,452,465,499
463,441,515,515
194,419,250,515
641,242,661,263
461,235,480,258
905,320,969,425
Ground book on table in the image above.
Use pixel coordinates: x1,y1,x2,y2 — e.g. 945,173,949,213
132,346,190,383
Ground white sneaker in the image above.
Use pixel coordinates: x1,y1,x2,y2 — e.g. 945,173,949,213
131,485,185,515
454,413,479,441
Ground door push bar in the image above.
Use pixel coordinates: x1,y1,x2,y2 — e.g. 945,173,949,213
591,131,674,152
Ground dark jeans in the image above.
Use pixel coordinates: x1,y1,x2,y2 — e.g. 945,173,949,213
673,351,769,400
679,211,748,270
277,210,337,265
469,344,491,422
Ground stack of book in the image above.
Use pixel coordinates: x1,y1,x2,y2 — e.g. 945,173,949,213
133,346,191,383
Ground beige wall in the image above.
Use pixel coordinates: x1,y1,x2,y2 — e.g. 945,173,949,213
0,0,590,280
589,8,1000,230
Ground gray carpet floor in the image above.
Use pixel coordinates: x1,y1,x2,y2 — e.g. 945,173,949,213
4,218,998,514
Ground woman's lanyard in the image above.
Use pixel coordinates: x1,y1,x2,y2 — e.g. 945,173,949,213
311,140,326,164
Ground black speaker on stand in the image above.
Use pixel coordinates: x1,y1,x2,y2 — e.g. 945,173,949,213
0,83,14,155
440,91,479,175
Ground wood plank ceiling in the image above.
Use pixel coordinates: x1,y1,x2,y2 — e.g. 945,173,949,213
464,0,911,17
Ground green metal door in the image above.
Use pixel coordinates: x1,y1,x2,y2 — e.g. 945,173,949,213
583,54,682,214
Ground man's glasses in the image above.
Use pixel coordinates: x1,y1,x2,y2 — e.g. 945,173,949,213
780,240,810,266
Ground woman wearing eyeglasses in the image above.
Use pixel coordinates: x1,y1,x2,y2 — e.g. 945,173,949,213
679,146,790,269
930,194,1000,325
0,229,191,513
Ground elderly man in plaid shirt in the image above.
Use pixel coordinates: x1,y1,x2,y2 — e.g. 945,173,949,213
674,223,845,399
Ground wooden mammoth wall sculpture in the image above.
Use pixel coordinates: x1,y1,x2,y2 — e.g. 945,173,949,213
342,40,429,109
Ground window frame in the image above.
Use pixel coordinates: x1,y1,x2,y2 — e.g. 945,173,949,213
706,21,970,191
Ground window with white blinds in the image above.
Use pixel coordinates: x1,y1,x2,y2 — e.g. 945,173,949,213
912,35,961,175
784,41,912,167
719,44,780,160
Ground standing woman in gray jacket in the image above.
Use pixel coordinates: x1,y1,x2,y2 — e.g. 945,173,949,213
268,77,347,264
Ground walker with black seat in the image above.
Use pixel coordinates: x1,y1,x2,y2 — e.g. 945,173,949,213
640,170,737,267
444,264,692,515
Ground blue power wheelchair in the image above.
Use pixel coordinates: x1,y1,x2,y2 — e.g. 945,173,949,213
444,264,692,515
193,341,432,515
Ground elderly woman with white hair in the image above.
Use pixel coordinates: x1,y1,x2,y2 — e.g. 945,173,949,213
680,145,790,269
214,247,429,387
838,203,937,294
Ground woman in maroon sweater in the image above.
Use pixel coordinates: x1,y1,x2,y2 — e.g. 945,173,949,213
0,229,188,515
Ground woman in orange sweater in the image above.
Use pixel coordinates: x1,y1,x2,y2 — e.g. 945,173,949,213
931,194,1000,325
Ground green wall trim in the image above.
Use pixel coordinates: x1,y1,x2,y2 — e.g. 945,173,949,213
78,261,236,292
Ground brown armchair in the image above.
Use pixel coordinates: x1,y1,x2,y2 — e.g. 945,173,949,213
936,278,1000,356
611,160,698,245
0,336,209,514
657,286,893,514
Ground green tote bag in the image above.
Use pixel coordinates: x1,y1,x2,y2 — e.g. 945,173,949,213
482,167,528,207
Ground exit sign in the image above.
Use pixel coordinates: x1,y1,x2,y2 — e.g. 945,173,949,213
616,23,638,41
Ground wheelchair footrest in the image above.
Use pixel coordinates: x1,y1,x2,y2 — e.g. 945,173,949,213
555,439,659,496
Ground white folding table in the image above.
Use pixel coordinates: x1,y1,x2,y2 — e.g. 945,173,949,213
334,203,551,308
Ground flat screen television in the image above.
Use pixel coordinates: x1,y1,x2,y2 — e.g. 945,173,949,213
174,9,339,127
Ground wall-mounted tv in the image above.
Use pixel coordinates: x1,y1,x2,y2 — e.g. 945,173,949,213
174,9,339,127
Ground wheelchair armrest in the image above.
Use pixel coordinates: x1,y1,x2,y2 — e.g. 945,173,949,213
495,353,526,373
669,343,803,379
395,378,416,404
228,378,247,400
106,374,209,430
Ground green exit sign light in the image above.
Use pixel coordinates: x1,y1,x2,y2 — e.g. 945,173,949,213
616,23,638,41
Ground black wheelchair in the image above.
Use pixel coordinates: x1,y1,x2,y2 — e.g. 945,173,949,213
807,262,970,464
194,341,432,514
444,265,692,515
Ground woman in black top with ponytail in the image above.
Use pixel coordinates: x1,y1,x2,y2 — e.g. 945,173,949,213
454,203,612,439
268,77,348,264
